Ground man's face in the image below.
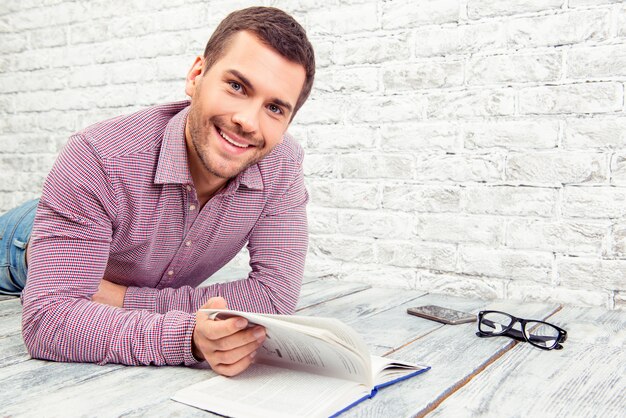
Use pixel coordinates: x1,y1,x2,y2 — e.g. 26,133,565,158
185,31,306,182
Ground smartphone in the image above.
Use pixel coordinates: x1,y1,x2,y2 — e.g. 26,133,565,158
407,305,476,325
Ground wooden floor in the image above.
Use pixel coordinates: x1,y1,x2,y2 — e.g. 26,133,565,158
0,279,624,417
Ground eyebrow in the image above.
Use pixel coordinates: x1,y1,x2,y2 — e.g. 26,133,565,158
226,69,294,115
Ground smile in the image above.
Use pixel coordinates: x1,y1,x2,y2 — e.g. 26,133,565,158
218,127,250,148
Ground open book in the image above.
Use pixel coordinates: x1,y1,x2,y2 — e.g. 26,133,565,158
172,309,430,418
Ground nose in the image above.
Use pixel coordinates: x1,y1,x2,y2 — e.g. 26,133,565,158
232,103,260,134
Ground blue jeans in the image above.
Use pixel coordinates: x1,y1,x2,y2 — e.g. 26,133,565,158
0,199,38,295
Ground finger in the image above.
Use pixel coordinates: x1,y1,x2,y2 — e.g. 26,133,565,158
211,325,266,351
212,350,258,377
199,316,251,340
212,339,262,366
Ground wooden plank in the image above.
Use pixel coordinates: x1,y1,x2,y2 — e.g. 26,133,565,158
339,299,560,418
296,279,371,311
0,298,22,338
0,363,213,417
0,333,29,368
297,287,426,324
427,306,626,418
0,295,18,302
350,293,486,356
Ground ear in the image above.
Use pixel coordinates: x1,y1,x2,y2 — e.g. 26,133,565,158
185,56,204,97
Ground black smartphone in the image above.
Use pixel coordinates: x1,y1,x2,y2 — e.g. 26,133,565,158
407,305,476,325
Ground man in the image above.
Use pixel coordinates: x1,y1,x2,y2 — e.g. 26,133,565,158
0,7,315,377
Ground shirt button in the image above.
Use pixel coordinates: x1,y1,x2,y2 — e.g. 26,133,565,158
186,185,192,192
189,204,196,211
185,240,192,247
167,270,174,276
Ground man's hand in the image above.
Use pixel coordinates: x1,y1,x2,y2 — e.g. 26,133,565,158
192,297,266,376
92,279,127,308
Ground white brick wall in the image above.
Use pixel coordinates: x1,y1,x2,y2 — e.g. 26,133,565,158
1,0,625,309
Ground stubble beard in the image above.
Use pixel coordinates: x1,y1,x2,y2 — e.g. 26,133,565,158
188,106,262,180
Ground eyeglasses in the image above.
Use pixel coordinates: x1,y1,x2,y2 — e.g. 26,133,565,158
476,310,567,350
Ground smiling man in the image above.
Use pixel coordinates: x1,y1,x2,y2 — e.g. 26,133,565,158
0,7,315,377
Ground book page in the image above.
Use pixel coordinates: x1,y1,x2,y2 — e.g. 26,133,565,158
172,364,367,418
370,355,430,387
200,309,370,383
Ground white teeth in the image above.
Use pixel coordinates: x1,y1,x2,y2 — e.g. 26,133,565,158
219,129,249,148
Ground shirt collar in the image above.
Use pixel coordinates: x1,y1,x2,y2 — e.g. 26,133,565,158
154,101,264,192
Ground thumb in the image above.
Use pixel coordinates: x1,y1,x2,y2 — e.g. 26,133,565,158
201,296,228,310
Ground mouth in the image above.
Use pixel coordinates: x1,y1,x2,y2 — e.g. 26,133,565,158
216,126,251,149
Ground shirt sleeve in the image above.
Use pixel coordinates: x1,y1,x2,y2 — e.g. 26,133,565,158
123,154,309,316
21,135,199,366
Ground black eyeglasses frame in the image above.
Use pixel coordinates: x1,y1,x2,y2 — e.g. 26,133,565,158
476,310,567,350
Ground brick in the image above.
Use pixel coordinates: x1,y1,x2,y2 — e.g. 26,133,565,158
152,4,208,32
295,97,343,125
562,186,626,219
338,154,413,179
381,122,459,151
69,20,109,45
559,257,626,290
383,60,464,91
415,153,504,182
310,39,333,67
0,114,34,134
306,125,378,150
376,239,456,271
619,4,626,37
307,207,338,234
0,33,28,53
382,0,459,29
463,186,557,217
0,154,56,173
416,214,504,245
464,119,559,150
506,152,606,185
338,210,416,240
519,83,622,115
315,66,379,93
303,153,336,178
569,0,622,6
615,291,626,310
307,179,378,209
0,192,41,213
382,184,461,212
507,219,608,255
416,272,505,299
333,33,410,65
610,223,626,258
0,68,67,93
427,88,515,119
108,59,157,85
0,134,56,153
308,2,378,35
459,246,553,282
568,44,626,79
0,172,46,191
30,25,67,48
564,117,626,150
414,21,506,57
339,262,417,288
507,10,610,49
36,111,78,133
467,0,563,19
67,64,110,88
346,95,427,123
309,235,375,263
468,51,561,85
507,281,611,308
304,253,343,280
611,152,626,186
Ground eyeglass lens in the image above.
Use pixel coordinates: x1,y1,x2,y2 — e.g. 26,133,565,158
479,312,512,335
524,321,560,349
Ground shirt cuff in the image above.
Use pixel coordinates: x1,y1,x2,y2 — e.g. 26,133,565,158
124,286,159,311
161,311,201,366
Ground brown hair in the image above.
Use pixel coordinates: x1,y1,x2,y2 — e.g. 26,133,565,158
203,7,315,120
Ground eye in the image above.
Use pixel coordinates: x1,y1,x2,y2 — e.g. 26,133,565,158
229,81,243,92
268,104,283,115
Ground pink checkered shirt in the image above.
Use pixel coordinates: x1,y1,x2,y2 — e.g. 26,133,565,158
21,101,308,366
